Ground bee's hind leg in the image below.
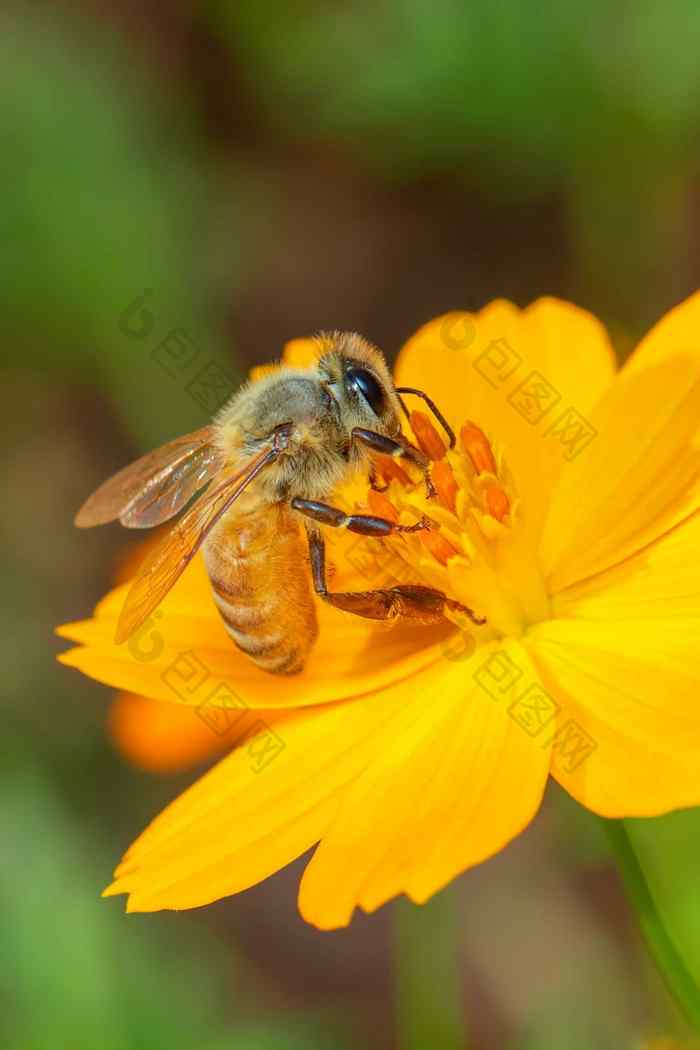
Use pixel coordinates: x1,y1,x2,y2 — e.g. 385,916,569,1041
295,511,483,626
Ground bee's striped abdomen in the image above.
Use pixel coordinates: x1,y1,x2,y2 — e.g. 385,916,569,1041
203,504,318,675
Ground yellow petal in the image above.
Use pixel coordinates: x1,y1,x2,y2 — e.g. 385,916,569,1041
546,511,700,821
552,510,700,621
248,362,278,383
249,336,322,382
108,693,231,774
298,642,551,929
395,299,616,542
103,677,451,913
526,617,700,817
57,553,450,709
280,336,323,368
542,293,700,592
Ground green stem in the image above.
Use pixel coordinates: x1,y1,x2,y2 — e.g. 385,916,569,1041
393,885,467,1050
605,819,700,1032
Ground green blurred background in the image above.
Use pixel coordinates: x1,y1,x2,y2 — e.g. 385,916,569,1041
3,3,700,1047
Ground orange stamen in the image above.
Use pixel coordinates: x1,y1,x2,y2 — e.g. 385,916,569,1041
485,483,510,522
460,421,497,475
432,460,458,513
419,529,459,565
376,454,412,487
410,410,446,461
368,489,399,523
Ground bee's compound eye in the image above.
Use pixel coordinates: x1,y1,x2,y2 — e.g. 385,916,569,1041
346,367,385,415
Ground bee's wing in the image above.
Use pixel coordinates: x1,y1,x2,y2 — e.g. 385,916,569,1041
114,443,277,644
75,426,224,529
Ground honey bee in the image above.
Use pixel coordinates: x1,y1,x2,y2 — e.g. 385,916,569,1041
76,332,474,675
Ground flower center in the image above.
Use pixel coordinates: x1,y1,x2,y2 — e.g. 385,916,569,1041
336,412,551,642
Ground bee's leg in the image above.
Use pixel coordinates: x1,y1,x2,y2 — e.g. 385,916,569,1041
351,427,436,498
291,497,428,536
298,520,485,626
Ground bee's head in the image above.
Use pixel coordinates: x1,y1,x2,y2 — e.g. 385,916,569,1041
316,332,402,439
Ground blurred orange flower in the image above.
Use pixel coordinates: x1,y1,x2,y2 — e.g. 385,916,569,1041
107,539,232,775
58,295,700,929
108,692,230,775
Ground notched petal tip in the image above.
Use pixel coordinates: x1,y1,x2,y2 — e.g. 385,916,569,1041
55,620,87,642
55,645,83,666
101,880,125,899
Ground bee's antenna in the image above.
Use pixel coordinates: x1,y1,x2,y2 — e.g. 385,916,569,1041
394,387,456,449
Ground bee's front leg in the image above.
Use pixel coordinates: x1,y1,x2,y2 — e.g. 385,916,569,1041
291,497,427,536
351,427,436,499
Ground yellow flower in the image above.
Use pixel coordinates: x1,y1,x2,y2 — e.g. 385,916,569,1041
57,296,700,930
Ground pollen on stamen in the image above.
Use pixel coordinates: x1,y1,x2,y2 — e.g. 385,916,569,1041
460,421,497,475
376,455,412,487
485,483,510,523
345,404,518,598
367,489,399,523
431,460,458,513
419,528,460,566
410,410,446,461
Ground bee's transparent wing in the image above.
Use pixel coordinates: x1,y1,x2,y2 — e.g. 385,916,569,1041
75,426,224,529
114,443,277,644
